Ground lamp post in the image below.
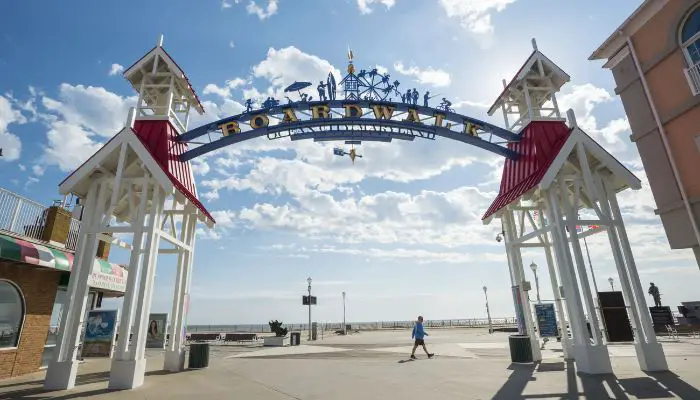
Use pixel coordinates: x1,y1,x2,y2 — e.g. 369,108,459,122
342,291,347,335
530,261,541,303
483,286,493,334
307,277,312,341
608,277,614,291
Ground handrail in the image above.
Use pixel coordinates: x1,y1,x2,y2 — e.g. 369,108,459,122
0,186,81,251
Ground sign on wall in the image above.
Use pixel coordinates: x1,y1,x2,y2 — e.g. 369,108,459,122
534,303,558,337
81,309,119,358
146,313,168,349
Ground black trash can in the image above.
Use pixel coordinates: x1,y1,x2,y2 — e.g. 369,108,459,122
188,343,210,369
290,332,301,346
508,335,533,363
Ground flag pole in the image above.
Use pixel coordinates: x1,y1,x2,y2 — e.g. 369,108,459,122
583,235,600,294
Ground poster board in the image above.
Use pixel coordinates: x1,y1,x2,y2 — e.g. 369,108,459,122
81,309,118,358
534,303,558,337
146,313,168,349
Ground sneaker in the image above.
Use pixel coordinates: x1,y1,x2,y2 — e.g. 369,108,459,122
428,353,434,359
410,355,417,359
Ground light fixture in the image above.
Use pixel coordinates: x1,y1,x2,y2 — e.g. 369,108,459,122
307,277,312,285
530,261,537,272
496,233,503,242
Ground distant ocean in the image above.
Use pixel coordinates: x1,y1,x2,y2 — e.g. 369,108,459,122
186,317,516,333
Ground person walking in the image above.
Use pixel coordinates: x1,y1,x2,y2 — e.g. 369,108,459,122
410,316,434,359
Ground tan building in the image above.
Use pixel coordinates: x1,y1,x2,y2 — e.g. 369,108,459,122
591,0,700,266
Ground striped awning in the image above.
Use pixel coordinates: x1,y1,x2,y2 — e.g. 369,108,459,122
0,232,126,293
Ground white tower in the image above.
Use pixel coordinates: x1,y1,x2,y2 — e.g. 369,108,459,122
488,39,570,133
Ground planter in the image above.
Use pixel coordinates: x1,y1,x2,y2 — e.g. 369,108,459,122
263,336,286,347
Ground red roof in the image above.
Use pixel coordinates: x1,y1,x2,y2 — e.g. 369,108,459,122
133,120,215,224
481,121,572,221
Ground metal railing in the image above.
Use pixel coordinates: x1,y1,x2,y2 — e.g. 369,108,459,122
684,62,700,96
0,187,49,242
0,187,81,251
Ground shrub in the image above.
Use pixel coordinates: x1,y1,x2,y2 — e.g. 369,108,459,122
268,320,288,337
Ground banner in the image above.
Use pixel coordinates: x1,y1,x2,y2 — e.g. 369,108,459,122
81,309,118,358
146,313,168,349
535,303,558,337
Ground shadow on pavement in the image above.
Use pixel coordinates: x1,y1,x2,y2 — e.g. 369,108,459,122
491,360,700,399
0,369,197,399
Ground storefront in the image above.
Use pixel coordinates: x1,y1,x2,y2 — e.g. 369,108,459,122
0,192,127,379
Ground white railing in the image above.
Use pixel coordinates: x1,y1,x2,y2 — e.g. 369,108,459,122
66,217,81,251
0,187,81,251
0,187,49,242
684,62,700,96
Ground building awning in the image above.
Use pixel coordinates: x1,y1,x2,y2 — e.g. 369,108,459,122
0,232,127,293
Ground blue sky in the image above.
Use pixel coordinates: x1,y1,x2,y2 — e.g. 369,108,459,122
2,0,700,326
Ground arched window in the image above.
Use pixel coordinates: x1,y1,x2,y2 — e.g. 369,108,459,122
681,6,700,65
0,280,25,348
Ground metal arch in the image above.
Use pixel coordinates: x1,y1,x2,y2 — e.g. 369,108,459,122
179,117,519,161
179,100,519,143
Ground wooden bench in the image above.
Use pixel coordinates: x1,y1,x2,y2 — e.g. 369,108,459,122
224,333,258,343
188,333,221,343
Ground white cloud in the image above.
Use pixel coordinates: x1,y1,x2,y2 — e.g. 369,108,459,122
214,186,499,247
32,165,44,176
439,0,517,34
229,40,235,48
108,63,124,76
203,84,231,98
393,62,451,87
0,95,25,161
557,83,629,153
246,0,278,20
34,84,136,171
17,164,26,171
357,0,396,14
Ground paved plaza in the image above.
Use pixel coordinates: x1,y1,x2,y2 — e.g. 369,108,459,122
2,328,700,399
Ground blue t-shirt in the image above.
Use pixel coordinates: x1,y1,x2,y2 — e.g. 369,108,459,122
412,323,426,340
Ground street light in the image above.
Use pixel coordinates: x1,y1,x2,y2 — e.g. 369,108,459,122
530,261,541,303
483,286,493,334
342,291,347,335
307,277,312,341
608,277,614,291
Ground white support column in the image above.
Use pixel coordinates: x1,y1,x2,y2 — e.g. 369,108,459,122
45,181,105,390
503,208,541,361
603,179,668,372
164,210,195,371
559,179,605,346
538,207,573,359
545,187,611,374
113,178,151,361
109,186,164,390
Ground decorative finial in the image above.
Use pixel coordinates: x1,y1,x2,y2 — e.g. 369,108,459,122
158,34,164,47
502,79,507,89
347,47,355,75
566,109,578,129
531,38,538,51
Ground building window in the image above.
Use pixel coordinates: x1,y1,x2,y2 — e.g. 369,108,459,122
681,6,700,65
0,280,25,348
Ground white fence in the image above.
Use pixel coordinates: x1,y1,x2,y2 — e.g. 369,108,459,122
0,187,81,250
684,62,700,96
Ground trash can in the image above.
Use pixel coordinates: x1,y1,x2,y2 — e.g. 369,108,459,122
345,324,351,333
508,335,533,363
188,343,210,369
311,322,318,341
290,332,301,346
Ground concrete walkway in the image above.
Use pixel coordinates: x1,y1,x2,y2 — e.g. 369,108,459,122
2,329,700,399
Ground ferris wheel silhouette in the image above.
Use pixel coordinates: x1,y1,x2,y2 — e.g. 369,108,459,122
355,68,400,101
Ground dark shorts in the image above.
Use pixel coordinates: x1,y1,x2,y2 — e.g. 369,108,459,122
414,338,425,346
